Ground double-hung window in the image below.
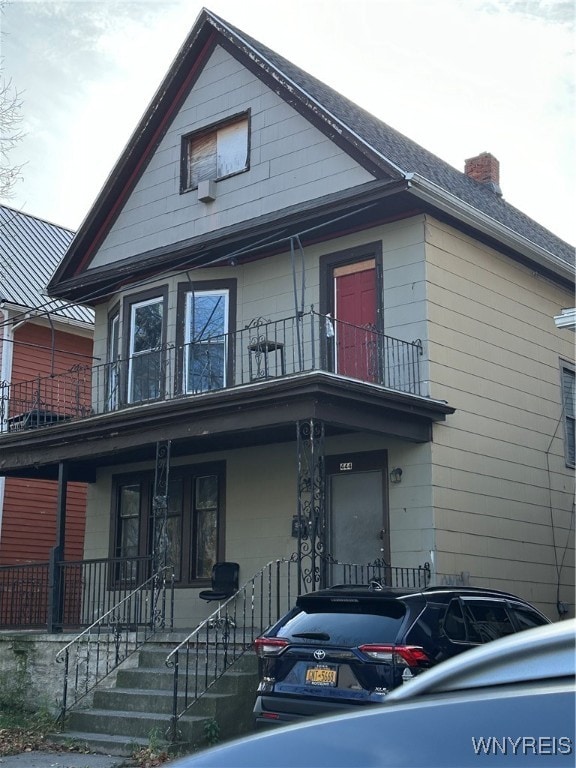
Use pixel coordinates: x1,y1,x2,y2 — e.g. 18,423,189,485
107,310,120,411
181,113,249,191
127,295,165,403
184,289,229,393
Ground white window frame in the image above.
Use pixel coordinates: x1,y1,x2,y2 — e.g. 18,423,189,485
184,289,229,394
128,296,164,404
107,312,120,411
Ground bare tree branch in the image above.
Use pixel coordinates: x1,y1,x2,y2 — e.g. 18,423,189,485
0,0,25,199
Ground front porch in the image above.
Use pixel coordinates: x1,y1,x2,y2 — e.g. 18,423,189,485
0,555,431,753
0,553,431,633
0,308,450,750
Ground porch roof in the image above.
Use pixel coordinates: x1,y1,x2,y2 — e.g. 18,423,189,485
0,371,454,482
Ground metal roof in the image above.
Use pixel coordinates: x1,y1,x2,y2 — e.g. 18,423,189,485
0,204,93,324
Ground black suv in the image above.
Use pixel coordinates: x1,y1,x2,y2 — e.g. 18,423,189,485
253,584,550,728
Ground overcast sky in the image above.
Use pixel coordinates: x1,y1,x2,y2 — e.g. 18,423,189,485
1,0,575,244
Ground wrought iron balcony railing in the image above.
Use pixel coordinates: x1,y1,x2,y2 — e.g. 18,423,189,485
0,309,424,433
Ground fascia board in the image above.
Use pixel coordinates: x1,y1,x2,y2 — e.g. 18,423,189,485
209,12,408,179
407,174,575,284
0,302,93,335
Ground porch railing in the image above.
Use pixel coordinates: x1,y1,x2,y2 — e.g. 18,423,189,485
164,557,430,741
0,310,424,433
55,565,174,720
0,555,161,631
0,562,51,627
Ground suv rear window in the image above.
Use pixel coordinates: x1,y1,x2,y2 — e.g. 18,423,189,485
276,598,406,646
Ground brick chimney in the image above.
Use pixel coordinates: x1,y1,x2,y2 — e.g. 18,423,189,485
464,152,502,196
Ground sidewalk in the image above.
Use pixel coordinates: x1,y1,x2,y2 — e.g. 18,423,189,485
0,751,129,767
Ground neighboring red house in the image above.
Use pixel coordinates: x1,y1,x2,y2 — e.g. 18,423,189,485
0,205,94,565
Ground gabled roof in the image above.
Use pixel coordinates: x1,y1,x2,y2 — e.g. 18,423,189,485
0,205,93,324
48,8,574,296
227,15,574,265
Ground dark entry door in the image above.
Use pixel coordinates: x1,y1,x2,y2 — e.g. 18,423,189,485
334,260,378,382
326,452,390,567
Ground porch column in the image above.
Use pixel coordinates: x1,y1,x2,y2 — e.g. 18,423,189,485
296,419,326,592
48,461,68,633
152,440,171,574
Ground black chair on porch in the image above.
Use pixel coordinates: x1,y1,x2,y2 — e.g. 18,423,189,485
199,562,240,631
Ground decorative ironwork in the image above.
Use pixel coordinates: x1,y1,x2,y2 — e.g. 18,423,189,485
165,557,299,742
152,441,171,574
0,310,426,434
320,555,431,590
297,419,326,593
151,441,171,630
247,317,285,380
56,564,174,721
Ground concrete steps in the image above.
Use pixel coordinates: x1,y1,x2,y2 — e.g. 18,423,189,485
53,637,259,757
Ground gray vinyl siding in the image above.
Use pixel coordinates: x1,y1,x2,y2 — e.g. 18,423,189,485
90,44,374,269
93,218,429,386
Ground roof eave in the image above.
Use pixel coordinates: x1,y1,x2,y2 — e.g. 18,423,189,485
208,11,409,180
407,174,575,285
0,301,94,332
47,9,217,292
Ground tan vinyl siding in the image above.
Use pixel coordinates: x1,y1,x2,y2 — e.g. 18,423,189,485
424,216,574,615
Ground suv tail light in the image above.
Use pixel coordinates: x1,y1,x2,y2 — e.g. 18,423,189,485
358,644,430,666
254,637,289,657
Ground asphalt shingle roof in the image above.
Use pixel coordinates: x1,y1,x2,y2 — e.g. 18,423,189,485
219,13,574,266
46,9,574,295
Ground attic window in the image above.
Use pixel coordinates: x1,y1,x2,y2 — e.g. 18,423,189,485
181,113,249,193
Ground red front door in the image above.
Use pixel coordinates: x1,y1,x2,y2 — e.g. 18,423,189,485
334,260,378,381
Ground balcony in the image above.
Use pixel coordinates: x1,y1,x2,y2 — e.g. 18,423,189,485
0,310,424,434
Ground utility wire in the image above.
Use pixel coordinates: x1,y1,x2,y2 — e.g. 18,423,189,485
0,202,378,332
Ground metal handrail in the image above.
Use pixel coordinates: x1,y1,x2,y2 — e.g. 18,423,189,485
164,557,298,741
55,565,174,720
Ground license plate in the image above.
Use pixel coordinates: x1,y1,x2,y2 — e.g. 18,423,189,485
305,665,337,686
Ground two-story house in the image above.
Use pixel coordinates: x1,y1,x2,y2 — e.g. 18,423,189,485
0,9,573,634
0,205,93,624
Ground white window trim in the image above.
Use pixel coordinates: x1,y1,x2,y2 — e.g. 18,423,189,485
128,296,164,404
184,289,229,394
